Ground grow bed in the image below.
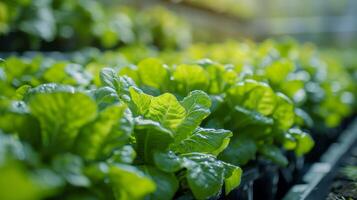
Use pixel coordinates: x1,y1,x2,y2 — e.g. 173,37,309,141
283,118,357,200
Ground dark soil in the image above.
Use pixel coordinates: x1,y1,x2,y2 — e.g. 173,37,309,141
327,180,357,200
326,146,357,200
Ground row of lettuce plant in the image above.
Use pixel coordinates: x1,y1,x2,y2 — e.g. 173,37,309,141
0,52,317,165
0,65,241,199
75,39,355,130
0,55,311,200
160,39,356,129
117,57,314,167
0,38,355,199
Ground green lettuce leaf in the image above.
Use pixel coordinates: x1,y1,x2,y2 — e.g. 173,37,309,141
134,117,174,163
108,145,136,164
43,62,91,86
176,90,211,142
140,165,179,200
172,64,209,94
264,59,294,84
74,104,128,160
147,93,186,131
172,127,232,155
109,164,156,200
226,79,260,105
100,68,136,101
288,128,314,156
259,145,288,167
129,87,153,116
137,58,169,90
229,105,273,130
51,153,90,187
89,86,120,110
0,99,41,147
181,153,241,200
219,135,257,166
0,132,63,200
153,151,183,173
223,163,242,195
273,93,295,130
28,88,97,154
243,83,277,116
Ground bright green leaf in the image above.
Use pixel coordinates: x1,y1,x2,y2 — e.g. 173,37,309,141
129,87,153,116
172,128,232,155
223,163,242,195
288,128,314,156
243,83,276,116
173,64,209,94
175,90,211,142
147,93,186,131
137,58,169,89
273,93,295,130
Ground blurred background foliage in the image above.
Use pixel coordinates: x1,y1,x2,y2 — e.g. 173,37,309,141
0,0,191,51
1,0,357,50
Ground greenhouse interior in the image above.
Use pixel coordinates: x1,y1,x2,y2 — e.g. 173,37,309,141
0,0,356,200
